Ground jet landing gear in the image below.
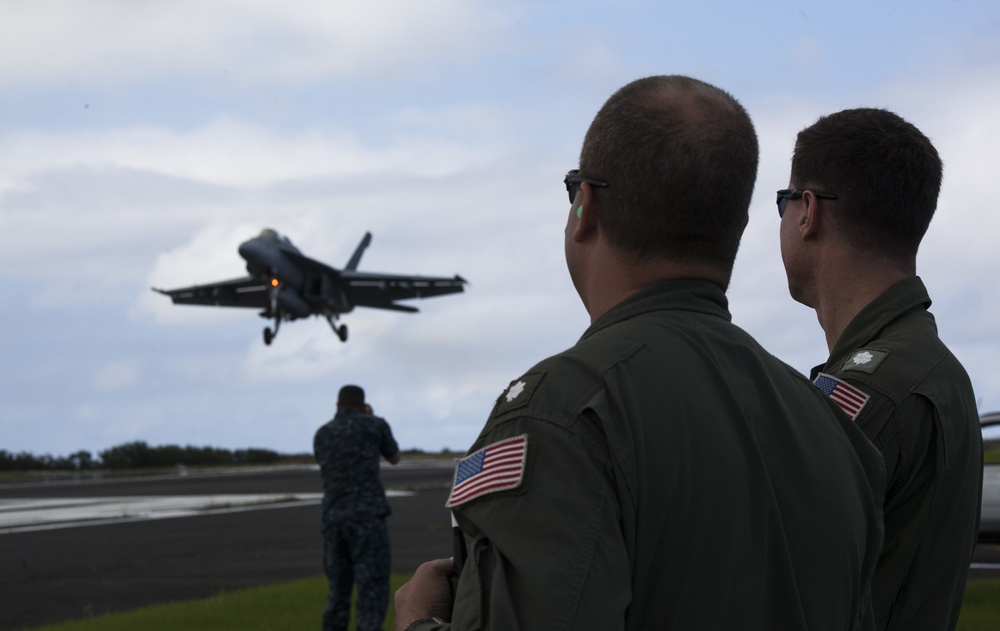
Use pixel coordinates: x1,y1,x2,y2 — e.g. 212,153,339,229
263,313,281,346
326,315,348,342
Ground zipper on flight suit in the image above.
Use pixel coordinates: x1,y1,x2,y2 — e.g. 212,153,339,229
474,537,493,627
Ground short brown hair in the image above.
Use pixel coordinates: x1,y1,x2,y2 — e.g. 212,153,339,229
579,75,759,278
791,107,942,260
337,385,365,407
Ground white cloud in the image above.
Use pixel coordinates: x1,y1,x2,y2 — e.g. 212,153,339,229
0,120,484,192
0,115,521,301
726,96,835,374
137,222,261,325
0,0,504,88
5,2,1000,457
790,36,826,74
876,61,1000,354
92,361,140,392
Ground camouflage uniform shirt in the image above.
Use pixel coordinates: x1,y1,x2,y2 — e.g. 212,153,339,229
314,408,399,525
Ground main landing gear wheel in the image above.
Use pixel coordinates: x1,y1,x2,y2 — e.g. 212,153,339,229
325,315,348,342
263,315,280,346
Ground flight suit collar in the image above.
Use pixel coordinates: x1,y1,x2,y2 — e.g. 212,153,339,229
813,276,932,378
581,279,731,342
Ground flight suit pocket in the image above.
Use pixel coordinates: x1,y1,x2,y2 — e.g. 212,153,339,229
450,538,493,630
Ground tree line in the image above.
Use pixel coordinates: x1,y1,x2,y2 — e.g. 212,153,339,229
0,441,287,472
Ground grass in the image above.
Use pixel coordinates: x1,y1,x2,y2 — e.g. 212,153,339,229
23,575,405,631
22,575,1000,630
957,579,1000,630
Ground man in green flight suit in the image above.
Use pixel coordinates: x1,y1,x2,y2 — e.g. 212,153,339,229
777,108,983,630
395,75,886,630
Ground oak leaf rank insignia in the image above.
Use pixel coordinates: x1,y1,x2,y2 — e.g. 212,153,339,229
840,349,888,375
493,372,544,417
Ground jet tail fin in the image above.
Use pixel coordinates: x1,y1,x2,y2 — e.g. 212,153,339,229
345,232,372,271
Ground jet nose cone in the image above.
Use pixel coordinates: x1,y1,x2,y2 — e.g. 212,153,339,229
238,238,268,273
237,240,255,259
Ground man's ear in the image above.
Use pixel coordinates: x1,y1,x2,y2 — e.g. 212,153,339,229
571,182,599,243
799,190,822,239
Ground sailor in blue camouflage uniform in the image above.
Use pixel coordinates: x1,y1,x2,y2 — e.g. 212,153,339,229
395,75,885,631
778,108,982,631
315,384,400,631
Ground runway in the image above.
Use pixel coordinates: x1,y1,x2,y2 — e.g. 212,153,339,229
0,462,455,630
2,462,998,630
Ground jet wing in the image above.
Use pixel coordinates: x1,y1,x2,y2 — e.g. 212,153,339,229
343,272,466,311
152,277,271,309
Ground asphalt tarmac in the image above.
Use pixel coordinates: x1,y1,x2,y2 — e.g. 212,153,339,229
2,463,998,631
0,463,455,631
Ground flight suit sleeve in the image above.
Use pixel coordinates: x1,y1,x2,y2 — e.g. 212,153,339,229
445,411,631,631
862,394,939,629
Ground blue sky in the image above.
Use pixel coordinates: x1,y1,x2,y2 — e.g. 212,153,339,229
2,0,998,456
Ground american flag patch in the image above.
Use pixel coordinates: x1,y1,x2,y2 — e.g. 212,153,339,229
445,434,528,508
813,372,870,421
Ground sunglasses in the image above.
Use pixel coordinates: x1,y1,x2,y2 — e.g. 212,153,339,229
776,188,838,217
564,169,610,204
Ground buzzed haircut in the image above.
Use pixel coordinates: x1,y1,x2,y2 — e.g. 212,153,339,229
338,384,365,408
792,107,942,260
578,75,759,278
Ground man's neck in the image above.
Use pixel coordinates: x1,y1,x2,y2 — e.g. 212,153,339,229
811,255,913,352
584,247,727,324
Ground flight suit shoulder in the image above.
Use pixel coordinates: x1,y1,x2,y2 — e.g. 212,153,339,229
485,336,646,429
827,316,973,470
834,323,947,407
451,338,644,510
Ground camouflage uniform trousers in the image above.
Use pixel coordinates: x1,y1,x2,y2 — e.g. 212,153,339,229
322,516,391,631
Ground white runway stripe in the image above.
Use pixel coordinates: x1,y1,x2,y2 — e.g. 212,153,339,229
0,491,412,535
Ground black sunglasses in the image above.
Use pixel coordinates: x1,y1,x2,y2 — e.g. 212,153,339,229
776,188,838,217
564,169,609,204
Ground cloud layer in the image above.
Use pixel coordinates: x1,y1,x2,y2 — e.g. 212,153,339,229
2,1,998,457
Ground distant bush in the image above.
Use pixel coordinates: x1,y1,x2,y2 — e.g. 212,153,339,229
0,442,284,472
0,449,97,471
0,444,454,473
399,448,463,459
98,441,282,469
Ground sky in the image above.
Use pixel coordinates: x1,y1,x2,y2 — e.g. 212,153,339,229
2,0,999,457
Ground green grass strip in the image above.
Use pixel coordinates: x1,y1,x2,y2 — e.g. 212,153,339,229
24,575,403,631
956,578,1000,630
23,575,1000,630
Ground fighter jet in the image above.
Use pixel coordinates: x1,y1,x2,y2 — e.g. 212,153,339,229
153,228,466,345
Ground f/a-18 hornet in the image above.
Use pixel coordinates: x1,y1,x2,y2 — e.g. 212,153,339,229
153,228,466,345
